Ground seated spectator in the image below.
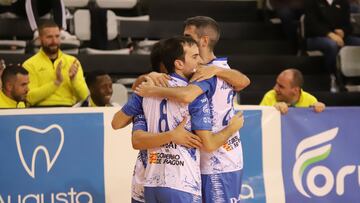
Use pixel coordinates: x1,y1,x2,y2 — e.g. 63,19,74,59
0,0,76,40
260,68,325,114
270,0,304,46
0,64,29,108
83,71,119,107
305,0,360,81
22,20,89,107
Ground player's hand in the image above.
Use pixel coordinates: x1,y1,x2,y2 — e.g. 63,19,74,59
190,65,219,82
313,102,325,113
135,76,156,97
227,111,244,133
274,102,289,114
55,60,63,86
69,59,79,81
171,117,203,148
148,71,170,87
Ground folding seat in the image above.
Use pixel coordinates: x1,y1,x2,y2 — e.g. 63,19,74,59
63,0,89,8
74,9,131,54
111,83,129,106
337,46,360,90
95,0,137,9
0,40,26,54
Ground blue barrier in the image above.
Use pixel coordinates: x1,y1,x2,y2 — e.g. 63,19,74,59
0,107,359,203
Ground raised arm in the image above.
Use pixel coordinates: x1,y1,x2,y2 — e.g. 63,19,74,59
195,111,244,152
135,76,204,104
190,65,250,91
132,72,171,90
69,59,89,102
24,60,62,105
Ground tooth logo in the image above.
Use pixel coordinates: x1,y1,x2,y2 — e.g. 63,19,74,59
292,128,338,197
16,124,64,178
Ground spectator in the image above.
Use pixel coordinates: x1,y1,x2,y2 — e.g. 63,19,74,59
22,20,89,107
270,0,304,46
0,64,29,108
260,68,325,114
83,71,118,107
305,0,360,79
0,0,76,40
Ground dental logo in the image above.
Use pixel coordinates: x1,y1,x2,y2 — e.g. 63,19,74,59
16,124,64,178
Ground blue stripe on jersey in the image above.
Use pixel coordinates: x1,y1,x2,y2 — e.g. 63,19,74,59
188,93,212,131
186,148,197,161
138,150,148,168
191,77,217,99
208,57,228,64
170,72,189,83
132,114,147,132
122,93,143,116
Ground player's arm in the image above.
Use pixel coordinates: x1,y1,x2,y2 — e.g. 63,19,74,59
195,111,244,152
132,72,170,90
111,93,143,129
190,65,250,91
111,110,133,129
132,117,202,150
135,76,205,104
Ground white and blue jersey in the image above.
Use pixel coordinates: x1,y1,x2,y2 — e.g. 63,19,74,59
192,58,244,202
123,73,212,200
122,96,146,202
193,57,243,174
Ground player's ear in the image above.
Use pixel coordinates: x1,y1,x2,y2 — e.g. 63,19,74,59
174,59,184,70
200,35,209,48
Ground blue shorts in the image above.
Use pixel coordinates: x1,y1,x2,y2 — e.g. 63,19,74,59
144,186,201,203
201,170,243,203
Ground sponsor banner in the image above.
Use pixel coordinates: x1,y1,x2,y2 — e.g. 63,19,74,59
238,110,266,203
1,106,359,203
0,111,105,203
235,106,284,203
282,107,360,203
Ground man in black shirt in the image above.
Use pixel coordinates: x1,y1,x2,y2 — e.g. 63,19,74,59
305,0,360,77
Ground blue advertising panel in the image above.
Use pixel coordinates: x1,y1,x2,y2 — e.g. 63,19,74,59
0,113,105,203
281,108,360,203
240,110,266,203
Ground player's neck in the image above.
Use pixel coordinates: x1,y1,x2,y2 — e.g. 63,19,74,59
174,70,188,80
200,51,216,64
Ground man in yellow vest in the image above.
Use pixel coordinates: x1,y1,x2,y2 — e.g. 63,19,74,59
0,65,29,108
23,20,88,107
260,68,325,114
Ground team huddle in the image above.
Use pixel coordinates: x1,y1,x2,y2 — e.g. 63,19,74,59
112,16,250,203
